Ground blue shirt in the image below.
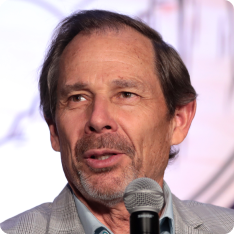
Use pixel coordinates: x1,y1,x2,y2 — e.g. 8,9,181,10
73,181,174,234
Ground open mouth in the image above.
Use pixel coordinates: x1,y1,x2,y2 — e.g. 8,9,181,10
90,153,117,160
84,149,123,169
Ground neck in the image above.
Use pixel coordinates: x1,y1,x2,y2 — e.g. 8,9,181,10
73,190,165,234
74,190,130,234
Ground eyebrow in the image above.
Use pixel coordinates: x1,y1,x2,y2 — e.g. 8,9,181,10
59,78,146,98
111,79,145,91
59,82,88,97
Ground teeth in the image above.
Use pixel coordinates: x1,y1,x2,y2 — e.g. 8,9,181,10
97,155,112,160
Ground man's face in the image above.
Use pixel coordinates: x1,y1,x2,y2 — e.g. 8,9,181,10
52,28,174,205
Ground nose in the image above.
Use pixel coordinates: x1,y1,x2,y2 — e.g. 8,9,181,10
84,96,118,134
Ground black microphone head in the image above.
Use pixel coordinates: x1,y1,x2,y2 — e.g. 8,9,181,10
123,177,164,214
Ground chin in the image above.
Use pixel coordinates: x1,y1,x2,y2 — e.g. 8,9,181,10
74,165,139,206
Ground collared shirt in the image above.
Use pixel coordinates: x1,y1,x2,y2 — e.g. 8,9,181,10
73,181,174,234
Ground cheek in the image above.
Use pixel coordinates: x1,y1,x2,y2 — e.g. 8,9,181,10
55,110,87,157
114,103,167,154
126,105,171,168
148,117,172,155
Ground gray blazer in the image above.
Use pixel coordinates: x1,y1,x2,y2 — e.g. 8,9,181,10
1,184,234,234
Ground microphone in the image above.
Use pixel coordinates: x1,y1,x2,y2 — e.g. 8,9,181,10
124,178,164,234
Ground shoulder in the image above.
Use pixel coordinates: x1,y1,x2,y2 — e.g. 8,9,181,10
182,199,234,218
0,185,84,234
0,202,52,234
173,194,234,233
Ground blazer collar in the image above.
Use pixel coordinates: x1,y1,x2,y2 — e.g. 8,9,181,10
47,184,214,234
47,184,85,234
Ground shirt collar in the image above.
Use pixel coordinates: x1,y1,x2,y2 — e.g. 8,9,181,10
73,195,113,234
160,181,175,234
73,180,174,234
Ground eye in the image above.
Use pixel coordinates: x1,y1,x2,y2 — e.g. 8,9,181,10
120,92,136,98
70,94,86,102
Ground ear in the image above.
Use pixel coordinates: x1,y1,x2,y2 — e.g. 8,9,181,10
171,100,196,145
46,118,60,152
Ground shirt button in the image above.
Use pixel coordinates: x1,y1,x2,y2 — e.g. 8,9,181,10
94,227,111,234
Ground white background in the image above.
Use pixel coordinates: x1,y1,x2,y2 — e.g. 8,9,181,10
0,0,234,222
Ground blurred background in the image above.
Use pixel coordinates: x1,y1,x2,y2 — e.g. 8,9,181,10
0,0,234,222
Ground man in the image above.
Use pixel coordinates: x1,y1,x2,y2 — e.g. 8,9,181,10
1,10,234,234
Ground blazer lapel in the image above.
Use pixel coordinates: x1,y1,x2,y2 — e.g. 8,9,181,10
172,194,212,234
47,184,85,234
46,184,216,234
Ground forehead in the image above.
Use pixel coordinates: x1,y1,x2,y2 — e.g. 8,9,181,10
58,27,158,89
